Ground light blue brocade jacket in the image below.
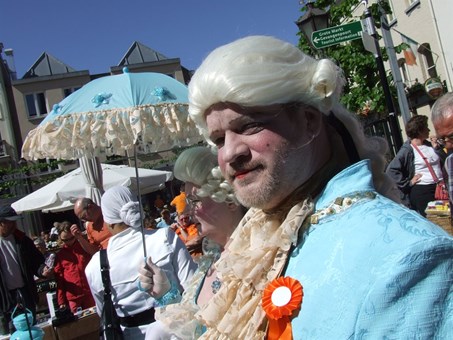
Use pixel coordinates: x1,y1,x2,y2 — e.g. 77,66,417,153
285,160,452,339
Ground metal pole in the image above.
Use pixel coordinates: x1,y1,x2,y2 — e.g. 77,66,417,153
379,7,412,126
133,142,147,259
362,6,403,155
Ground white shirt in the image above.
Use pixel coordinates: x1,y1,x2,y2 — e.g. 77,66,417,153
412,144,443,184
85,227,196,339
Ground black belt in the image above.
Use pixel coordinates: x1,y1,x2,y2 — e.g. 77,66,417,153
119,308,155,328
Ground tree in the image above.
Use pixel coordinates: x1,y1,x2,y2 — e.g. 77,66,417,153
297,0,404,123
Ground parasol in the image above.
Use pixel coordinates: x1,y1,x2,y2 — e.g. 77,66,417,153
21,68,202,160
20,68,202,257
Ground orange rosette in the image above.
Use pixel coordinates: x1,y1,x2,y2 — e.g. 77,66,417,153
262,276,303,340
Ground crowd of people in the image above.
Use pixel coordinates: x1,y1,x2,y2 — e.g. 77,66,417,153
0,35,452,339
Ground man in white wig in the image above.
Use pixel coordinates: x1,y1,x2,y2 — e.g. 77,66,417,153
186,35,453,339
85,186,196,339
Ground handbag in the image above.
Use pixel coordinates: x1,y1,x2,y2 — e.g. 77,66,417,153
412,144,449,200
100,249,124,340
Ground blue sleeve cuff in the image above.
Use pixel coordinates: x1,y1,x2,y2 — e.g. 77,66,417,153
154,280,182,307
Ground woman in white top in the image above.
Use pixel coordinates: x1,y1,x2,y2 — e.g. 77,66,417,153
387,115,444,216
85,186,196,339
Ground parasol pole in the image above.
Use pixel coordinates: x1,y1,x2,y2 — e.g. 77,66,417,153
133,141,147,259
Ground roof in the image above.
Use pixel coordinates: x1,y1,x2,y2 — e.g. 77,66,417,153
118,41,169,66
22,52,76,79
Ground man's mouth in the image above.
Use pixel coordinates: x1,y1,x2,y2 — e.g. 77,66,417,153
234,170,249,180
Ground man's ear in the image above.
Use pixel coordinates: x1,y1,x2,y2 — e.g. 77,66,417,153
227,202,238,212
290,106,323,147
305,107,323,139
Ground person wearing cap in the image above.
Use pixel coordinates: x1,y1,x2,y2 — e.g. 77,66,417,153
186,35,453,339
0,205,51,335
84,186,196,339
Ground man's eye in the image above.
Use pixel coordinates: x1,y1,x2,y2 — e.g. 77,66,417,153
238,122,265,134
212,137,225,148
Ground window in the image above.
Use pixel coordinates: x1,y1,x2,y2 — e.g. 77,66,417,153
0,134,5,157
398,58,409,84
63,87,81,97
419,43,438,79
25,92,47,118
405,0,420,14
37,158,59,173
383,0,396,24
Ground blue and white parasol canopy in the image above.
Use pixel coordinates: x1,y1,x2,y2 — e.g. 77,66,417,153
22,68,202,160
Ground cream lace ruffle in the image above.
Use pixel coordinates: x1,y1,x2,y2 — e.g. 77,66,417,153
21,103,203,160
196,198,314,339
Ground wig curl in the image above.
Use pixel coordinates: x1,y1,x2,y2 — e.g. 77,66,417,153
173,146,238,205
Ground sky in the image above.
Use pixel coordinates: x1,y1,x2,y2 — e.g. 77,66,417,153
0,0,303,78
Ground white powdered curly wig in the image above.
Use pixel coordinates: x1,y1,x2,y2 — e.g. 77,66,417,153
187,35,399,202
173,146,238,205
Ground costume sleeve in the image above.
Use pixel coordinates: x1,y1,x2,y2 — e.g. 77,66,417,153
166,228,197,291
355,237,453,338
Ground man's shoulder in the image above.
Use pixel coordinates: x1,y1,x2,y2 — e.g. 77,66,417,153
13,229,28,242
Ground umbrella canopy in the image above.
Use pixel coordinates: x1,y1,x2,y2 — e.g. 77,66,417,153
21,68,202,160
11,164,173,213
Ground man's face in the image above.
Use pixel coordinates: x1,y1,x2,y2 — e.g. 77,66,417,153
59,231,76,247
179,214,191,226
74,202,95,222
0,220,16,237
205,103,315,210
434,114,453,150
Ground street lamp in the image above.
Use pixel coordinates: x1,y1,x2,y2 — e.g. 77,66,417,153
295,1,329,51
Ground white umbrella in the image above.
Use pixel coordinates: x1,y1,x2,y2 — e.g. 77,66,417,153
11,164,173,213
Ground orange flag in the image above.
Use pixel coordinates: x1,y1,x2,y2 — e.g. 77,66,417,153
401,33,418,66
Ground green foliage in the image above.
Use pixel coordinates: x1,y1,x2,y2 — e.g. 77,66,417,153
297,0,402,121
0,160,67,198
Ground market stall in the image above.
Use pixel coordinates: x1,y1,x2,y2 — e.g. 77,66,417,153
425,200,453,235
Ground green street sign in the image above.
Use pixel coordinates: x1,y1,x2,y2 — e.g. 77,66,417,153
312,21,363,49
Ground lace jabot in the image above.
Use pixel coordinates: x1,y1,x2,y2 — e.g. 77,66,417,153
196,199,314,339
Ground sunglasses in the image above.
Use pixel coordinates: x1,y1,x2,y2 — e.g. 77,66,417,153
437,134,453,146
60,236,75,243
186,194,201,208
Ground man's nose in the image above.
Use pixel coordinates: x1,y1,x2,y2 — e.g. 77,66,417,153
221,131,250,164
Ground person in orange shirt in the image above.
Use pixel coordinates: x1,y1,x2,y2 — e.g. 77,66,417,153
170,183,187,216
72,198,111,255
171,214,202,257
